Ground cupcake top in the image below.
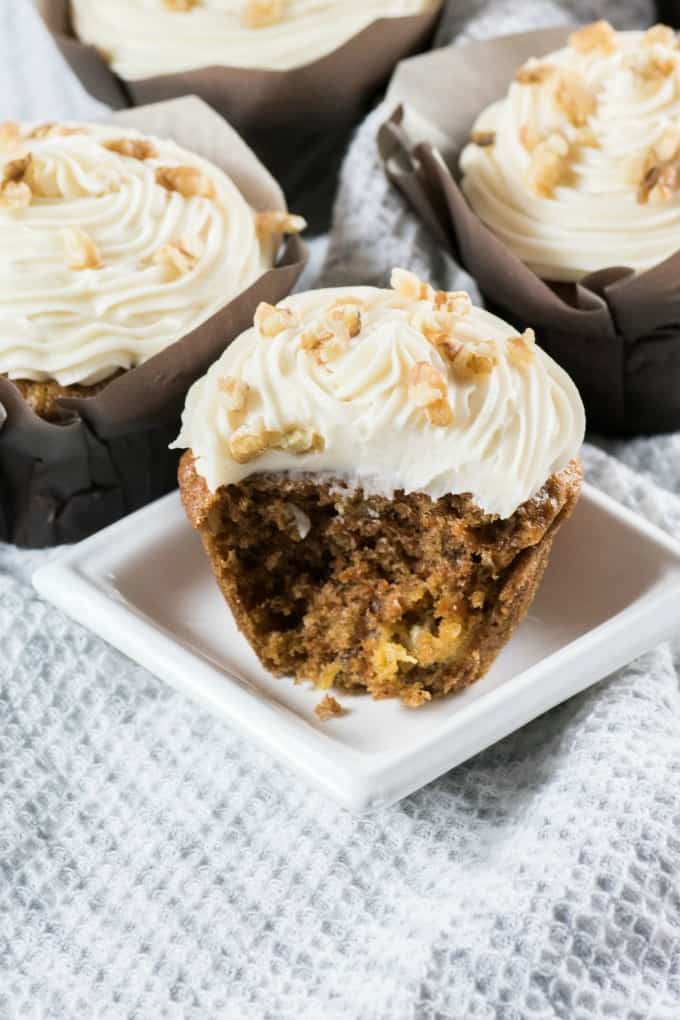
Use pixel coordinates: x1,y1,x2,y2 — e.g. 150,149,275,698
460,21,680,282
173,269,585,519
71,0,439,79
0,121,304,387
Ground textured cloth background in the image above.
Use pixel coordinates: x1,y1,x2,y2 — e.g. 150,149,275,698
2,2,680,1018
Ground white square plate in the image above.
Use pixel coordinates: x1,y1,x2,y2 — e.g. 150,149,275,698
33,484,680,812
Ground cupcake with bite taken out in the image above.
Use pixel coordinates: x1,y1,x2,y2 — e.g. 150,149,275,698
174,269,584,708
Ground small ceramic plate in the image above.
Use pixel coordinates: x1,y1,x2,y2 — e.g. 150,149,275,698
33,484,680,812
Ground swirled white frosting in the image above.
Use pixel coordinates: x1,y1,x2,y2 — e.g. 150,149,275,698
0,121,279,386
71,0,439,79
460,24,680,282
174,281,584,518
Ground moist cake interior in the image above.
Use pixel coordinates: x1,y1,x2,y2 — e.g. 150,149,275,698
181,454,582,707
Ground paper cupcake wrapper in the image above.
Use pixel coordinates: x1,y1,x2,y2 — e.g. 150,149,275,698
378,27,680,436
37,1,442,226
0,96,307,548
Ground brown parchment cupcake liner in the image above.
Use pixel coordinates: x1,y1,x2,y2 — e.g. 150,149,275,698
0,96,307,548
37,1,442,226
378,28,680,436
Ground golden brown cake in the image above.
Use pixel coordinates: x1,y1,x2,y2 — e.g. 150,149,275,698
174,270,586,706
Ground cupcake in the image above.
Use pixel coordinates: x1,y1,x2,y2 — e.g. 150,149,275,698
0,115,305,546
41,1,441,228
380,21,680,434
174,269,584,707
460,22,680,281
70,0,442,79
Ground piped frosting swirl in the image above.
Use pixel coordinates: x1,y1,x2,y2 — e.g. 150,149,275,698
0,121,303,386
173,270,585,519
71,0,439,79
460,22,680,282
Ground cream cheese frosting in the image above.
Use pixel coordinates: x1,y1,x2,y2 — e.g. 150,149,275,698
460,22,680,282
0,121,302,387
70,0,439,79
173,270,585,519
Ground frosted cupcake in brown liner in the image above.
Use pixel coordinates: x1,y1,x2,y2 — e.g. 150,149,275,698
380,22,680,434
174,269,584,708
0,106,306,546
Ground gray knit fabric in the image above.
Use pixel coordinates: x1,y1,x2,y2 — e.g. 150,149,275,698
2,3,680,1018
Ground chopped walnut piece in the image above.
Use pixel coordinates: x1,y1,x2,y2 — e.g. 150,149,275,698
409,362,453,427
451,344,497,381
328,304,362,340
254,301,298,338
507,328,536,367
152,235,203,279
0,122,20,149
314,694,347,721
163,0,201,9
527,132,570,198
0,155,32,208
255,210,307,240
29,123,84,140
568,20,617,55
242,0,284,28
625,47,676,82
63,227,102,271
104,137,159,160
391,267,434,302
156,165,215,199
228,422,323,464
642,24,676,49
430,334,463,363
401,685,432,708
433,290,471,317
218,376,251,429
637,126,680,203
514,61,555,85
470,130,496,147
553,68,595,127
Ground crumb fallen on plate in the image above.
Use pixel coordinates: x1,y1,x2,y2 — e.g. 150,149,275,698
315,694,347,721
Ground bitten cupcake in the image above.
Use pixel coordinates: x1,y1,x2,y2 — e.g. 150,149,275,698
460,21,680,281
0,116,305,546
174,269,584,707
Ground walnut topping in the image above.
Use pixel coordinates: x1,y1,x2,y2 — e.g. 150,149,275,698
104,137,159,160
514,61,556,85
229,422,324,464
255,210,307,240
408,362,453,427
152,235,203,279
519,123,540,152
163,0,200,9
568,20,617,55
507,328,536,367
637,125,680,203
470,130,496,147
156,165,215,199
553,68,596,127
391,267,434,301
328,304,362,340
642,24,676,49
451,344,497,381
63,227,102,271
29,123,84,140
624,47,676,82
314,694,347,721
527,132,570,198
218,376,251,429
0,122,20,150
0,155,32,209
242,0,284,29
254,301,298,338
